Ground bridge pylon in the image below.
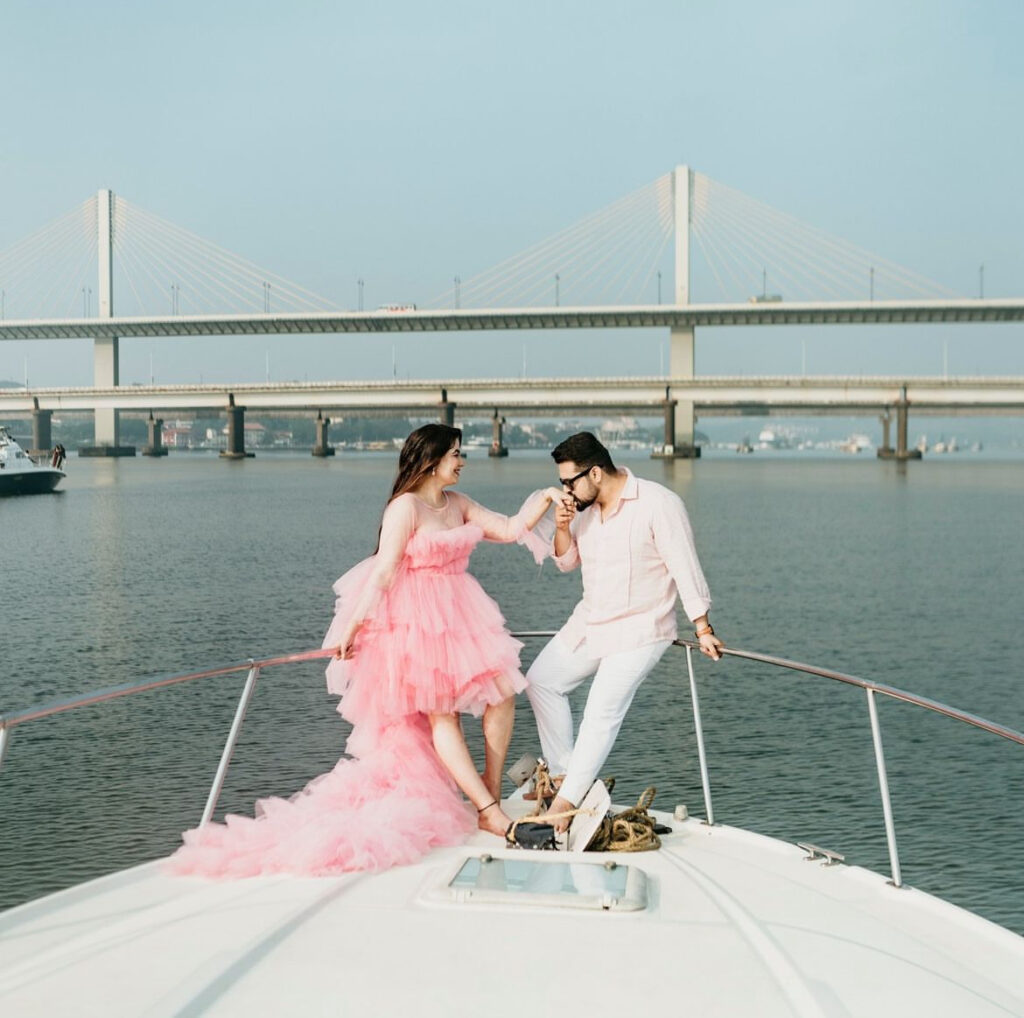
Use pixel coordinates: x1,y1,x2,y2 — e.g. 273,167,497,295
659,165,700,458
89,188,134,456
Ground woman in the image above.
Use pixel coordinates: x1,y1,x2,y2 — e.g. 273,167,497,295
171,424,561,877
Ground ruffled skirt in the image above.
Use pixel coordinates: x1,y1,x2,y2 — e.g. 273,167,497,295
170,549,525,878
323,557,527,728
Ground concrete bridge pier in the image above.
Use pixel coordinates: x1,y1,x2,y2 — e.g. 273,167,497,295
439,388,456,428
142,413,168,457
652,383,700,459
880,388,922,460
876,410,894,458
488,410,509,457
83,336,136,455
659,330,700,458
31,403,52,458
312,411,335,457
220,397,254,459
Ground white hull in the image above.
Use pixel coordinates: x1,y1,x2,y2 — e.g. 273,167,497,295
0,426,65,494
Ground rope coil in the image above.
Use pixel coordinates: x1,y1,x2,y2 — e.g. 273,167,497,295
510,760,662,853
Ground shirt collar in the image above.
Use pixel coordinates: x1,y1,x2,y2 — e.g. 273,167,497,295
599,468,637,522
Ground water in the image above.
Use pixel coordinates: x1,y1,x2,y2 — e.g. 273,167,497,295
2,450,1023,935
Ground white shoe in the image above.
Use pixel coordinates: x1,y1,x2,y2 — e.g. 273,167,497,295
506,753,540,788
565,780,611,853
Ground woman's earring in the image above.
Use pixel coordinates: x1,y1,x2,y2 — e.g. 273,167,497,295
431,468,436,476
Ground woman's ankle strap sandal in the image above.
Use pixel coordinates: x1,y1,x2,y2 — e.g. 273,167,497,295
477,800,498,815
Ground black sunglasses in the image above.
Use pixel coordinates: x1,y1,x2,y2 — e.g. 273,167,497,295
560,466,592,490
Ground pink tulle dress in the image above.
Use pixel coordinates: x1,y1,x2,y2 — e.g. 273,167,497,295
169,490,545,878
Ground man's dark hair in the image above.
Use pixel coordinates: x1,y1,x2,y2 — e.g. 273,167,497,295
551,432,617,473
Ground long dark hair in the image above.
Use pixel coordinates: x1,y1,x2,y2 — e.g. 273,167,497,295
375,423,462,551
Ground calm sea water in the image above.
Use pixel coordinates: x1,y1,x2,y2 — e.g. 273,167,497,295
2,449,1023,935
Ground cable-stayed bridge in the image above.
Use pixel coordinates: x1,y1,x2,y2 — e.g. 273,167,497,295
1,168,1021,454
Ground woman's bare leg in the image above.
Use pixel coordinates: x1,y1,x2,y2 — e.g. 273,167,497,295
481,695,515,801
428,712,511,836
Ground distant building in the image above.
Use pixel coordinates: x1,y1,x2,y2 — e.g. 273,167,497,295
161,426,195,448
246,422,267,446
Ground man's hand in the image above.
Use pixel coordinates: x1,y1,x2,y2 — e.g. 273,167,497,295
698,631,724,661
554,496,576,532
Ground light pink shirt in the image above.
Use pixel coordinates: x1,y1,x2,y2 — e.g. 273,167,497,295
553,469,712,657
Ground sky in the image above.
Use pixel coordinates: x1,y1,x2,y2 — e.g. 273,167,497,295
0,0,1022,386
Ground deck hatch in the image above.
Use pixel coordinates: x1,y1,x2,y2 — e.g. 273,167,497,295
442,855,648,912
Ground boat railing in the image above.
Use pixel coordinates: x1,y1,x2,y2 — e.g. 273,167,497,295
2,636,1023,890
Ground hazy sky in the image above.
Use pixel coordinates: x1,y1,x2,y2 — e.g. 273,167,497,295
1,0,1022,386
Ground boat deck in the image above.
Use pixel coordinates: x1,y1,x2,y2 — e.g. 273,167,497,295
3,801,1024,1017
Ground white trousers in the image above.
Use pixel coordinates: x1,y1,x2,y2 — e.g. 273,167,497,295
525,635,671,806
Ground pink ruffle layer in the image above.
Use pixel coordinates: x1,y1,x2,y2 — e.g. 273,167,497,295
170,717,475,877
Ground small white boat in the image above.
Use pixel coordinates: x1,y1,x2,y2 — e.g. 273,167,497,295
0,426,64,496
838,433,873,454
2,641,1024,1016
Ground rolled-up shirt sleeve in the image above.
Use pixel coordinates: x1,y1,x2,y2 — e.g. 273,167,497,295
552,519,581,572
651,491,711,621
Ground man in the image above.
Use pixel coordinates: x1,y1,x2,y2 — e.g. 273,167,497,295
526,432,723,829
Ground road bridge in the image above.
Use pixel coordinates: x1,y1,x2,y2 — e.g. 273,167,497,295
2,300,1023,342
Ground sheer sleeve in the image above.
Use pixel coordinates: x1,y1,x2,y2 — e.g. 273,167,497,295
455,491,525,543
349,494,418,623
454,490,555,564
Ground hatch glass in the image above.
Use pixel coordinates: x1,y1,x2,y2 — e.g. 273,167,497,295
444,855,647,912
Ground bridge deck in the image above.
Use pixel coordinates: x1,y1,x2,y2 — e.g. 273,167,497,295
2,376,1024,416
2,299,1024,340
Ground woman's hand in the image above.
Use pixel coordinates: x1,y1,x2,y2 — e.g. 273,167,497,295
543,486,568,505
334,621,362,659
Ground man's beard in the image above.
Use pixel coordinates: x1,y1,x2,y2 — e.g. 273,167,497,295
573,493,596,511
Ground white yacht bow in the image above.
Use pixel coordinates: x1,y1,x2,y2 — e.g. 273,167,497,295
2,641,1023,1016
